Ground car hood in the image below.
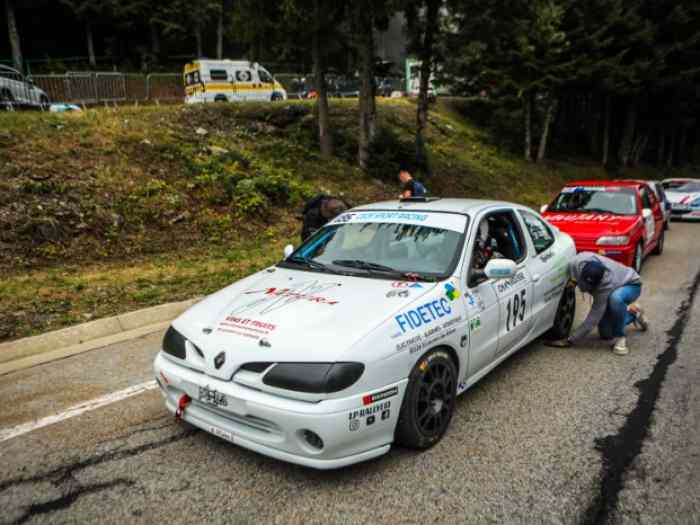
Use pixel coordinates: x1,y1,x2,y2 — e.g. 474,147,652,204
543,212,639,239
666,191,700,205
171,267,436,380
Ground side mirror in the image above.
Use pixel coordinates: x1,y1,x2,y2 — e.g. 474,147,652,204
484,259,517,280
642,208,652,219
283,244,294,258
540,204,548,214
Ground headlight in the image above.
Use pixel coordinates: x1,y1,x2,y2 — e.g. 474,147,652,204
597,235,629,246
262,362,365,393
162,326,186,359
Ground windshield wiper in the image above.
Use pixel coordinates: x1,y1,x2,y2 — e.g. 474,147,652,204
289,256,331,272
332,259,401,274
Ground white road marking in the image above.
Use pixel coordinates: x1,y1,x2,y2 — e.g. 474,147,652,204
0,380,158,444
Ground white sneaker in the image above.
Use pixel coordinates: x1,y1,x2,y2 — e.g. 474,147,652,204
629,303,648,331
612,337,629,355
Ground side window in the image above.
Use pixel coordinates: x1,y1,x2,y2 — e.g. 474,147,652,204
258,69,273,83
519,210,555,254
640,188,652,209
210,69,228,81
235,70,252,82
470,210,527,273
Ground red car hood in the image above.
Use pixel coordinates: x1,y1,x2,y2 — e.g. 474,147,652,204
543,212,639,241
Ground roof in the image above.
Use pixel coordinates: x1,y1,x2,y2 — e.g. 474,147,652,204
565,180,643,188
355,197,523,215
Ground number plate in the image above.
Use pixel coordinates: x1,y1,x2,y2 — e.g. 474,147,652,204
672,203,689,211
198,385,228,408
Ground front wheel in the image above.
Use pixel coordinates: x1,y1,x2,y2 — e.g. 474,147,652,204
395,349,457,449
270,92,283,101
633,242,643,273
546,285,576,340
39,95,49,111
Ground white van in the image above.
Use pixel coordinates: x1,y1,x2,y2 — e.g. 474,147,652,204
184,59,287,104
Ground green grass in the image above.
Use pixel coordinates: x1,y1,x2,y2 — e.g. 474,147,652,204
0,98,663,341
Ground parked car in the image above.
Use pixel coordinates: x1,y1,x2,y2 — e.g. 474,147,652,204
542,180,665,273
662,178,700,221
154,197,576,469
641,180,671,230
0,65,49,110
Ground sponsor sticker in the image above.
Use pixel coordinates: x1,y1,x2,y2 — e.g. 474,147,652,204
395,298,453,334
496,271,526,294
362,386,398,405
545,213,617,223
394,316,462,353
540,251,555,263
217,316,278,340
386,289,410,298
230,280,341,318
469,317,481,333
444,282,460,301
329,211,467,233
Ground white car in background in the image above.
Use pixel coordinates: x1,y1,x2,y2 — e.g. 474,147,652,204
0,65,49,110
663,178,700,220
154,197,577,469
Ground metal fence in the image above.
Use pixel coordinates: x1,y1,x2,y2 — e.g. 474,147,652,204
0,70,185,110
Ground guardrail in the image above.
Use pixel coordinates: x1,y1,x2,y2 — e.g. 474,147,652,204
1,72,186,109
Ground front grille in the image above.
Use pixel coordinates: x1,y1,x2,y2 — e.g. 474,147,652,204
191,399,282,435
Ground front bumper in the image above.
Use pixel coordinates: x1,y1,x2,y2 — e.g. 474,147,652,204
670,208,700,220
573,241,635,267
154,353,406,469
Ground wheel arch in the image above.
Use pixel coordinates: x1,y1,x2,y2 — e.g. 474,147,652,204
416,343,460,376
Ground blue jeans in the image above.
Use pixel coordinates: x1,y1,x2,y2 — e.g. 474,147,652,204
598,284,642,339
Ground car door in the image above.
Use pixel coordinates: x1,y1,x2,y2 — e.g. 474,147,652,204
517,209,563,336
639,185,659,249
490,210,534,357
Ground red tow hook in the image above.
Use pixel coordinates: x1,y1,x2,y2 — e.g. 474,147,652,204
175,394,191,420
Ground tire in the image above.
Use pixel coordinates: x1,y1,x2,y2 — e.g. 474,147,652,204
664,218,670,231
39,95,49,111
271,92,283,101
633,242,643,273
0,88,14,110
214,95,228,103
546,284,576,340
652,229,664,255
395,349,457,449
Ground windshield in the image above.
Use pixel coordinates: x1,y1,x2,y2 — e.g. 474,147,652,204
279,213,468,281
668,181,700,193
548,186,638,216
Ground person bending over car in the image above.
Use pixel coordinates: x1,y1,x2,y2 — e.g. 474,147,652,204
548,252,648,355
300,194,348,242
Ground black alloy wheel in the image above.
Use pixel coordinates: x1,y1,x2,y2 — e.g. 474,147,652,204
546,285,576,340
395,349,457,449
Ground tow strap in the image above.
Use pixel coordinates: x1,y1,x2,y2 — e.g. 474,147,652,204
175,393,191,420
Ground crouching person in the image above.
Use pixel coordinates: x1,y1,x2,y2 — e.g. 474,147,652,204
548,252,648,355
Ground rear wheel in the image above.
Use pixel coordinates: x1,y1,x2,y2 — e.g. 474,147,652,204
652,229,665,255
39,95,49,111
633,242,643,273
395,349,457,449
546,285,576,340
271,92,283,101
0,89,14,110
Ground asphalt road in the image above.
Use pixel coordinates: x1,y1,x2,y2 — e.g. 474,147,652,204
1,223,699,525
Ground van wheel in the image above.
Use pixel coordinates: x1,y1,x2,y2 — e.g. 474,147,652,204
39,95,49,111
0,89,14,109
214,95,228,103
271,92,283,101
546,285,576,340
395,349,456,449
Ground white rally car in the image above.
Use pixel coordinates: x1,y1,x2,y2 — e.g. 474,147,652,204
663,178,700,220
154,197,576,469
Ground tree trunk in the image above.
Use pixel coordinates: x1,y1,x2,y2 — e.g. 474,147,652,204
657,129,666,166
312,10,332,158
536,96,557,162
524,91,533,161
617,100,637,166
194,23,203,58
602,94,611,165
357,2,375,170
86,20,96,68
5,0,23,74
150,21,161,58
216,2,224,59
666,128,677,167
415,0,440,175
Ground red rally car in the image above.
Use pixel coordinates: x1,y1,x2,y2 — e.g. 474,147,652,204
541,180,665,273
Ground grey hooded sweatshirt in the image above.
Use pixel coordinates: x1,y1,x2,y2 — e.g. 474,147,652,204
568,252,641,343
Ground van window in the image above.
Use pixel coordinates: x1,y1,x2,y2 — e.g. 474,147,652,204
235,70,252,82
210,69,228,81
258,69,273,83
185,71,201,85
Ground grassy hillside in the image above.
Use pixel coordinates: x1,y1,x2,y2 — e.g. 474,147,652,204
0,98,657,341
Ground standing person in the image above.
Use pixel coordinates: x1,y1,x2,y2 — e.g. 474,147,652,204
547,252,648,355
398,167,427,198
300,194,348,242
